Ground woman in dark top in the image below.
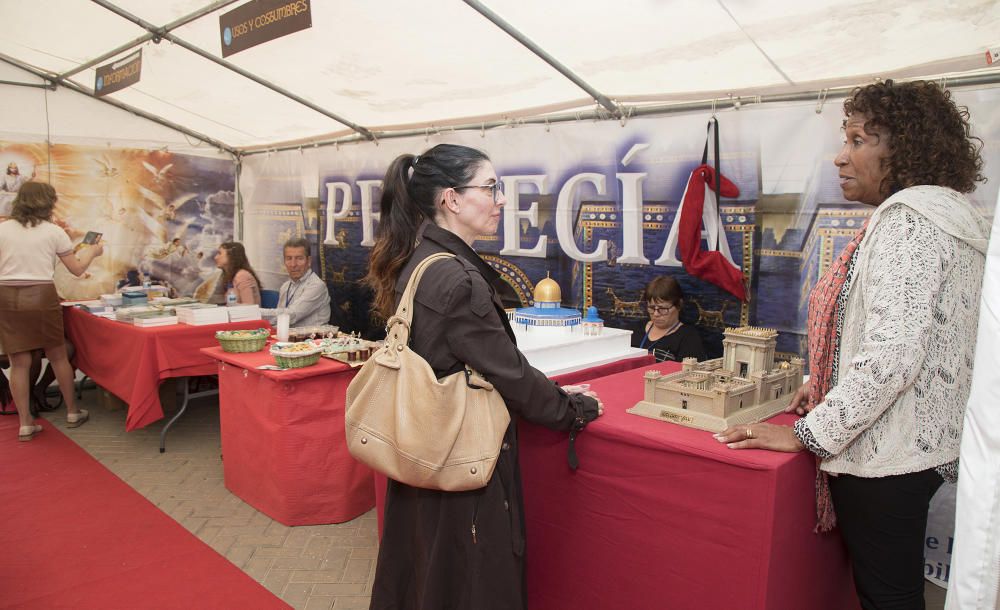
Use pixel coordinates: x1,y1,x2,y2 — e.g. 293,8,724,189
364,143,602,610
636,276,706,362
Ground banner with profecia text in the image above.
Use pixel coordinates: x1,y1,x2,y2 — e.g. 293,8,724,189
241,88,1000,360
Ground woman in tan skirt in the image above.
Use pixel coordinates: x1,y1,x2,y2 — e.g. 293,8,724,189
0,182,103,441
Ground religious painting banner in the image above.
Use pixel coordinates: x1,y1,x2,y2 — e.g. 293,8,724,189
0,141,236,301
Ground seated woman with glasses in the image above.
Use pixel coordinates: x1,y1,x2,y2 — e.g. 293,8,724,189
635,275,706,362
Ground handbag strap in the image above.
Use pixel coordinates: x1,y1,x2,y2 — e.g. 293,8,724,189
385,252,456,348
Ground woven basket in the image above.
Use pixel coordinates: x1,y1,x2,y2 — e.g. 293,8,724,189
215,328,269,353
272,351,322,369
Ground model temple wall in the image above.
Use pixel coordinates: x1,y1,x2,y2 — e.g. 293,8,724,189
641,327,803,420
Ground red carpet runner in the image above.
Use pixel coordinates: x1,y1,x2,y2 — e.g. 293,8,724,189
0,417,290,609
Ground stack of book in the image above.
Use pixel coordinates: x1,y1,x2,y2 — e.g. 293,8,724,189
81,301,110,311
153,297,200,307
100,293,123,307
82,303,116,319
131,311,178,327
116,306,157,323
176,304,230,326
121,291,149,307
227,304,262,322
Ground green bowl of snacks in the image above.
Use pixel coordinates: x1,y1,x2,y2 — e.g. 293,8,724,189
270,342,323,368
215,328,269,353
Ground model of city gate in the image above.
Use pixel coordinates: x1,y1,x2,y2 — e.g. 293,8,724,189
627,326,804,432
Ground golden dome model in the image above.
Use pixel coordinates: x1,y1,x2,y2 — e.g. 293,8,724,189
533,273,562,304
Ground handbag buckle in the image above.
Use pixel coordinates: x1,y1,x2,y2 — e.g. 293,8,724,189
465,368,486,390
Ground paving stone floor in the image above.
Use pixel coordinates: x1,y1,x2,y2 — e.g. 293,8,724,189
40,388,377,610
37,385,948,610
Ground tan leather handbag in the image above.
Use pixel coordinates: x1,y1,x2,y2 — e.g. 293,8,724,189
345,253,511,491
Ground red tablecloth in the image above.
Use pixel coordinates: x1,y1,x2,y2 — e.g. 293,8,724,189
202,346,375,526
64,306,271,431
520,361,860,610
549,353,654,385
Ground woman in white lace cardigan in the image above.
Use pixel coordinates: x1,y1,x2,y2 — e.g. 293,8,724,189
716,80,990,610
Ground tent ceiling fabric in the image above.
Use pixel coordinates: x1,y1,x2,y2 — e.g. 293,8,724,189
1,0,998,151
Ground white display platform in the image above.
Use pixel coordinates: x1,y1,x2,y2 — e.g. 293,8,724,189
513,326,647,377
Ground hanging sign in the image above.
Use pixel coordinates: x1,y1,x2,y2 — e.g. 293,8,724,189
95,50,142,97
219,0,312,58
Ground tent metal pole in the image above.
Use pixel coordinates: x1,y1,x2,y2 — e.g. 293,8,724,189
89,0,377,141
0,79,54,90
0,53,238,156
462,0,622,119
235,156,244,240
58,0,242,83
241,70,1000,156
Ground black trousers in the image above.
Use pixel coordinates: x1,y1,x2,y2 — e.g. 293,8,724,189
829,469,944,610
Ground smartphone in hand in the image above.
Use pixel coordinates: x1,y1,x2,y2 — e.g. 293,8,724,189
74,231,103,253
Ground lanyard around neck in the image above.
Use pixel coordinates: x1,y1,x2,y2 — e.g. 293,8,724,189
642,321,681,348
284,270,310,307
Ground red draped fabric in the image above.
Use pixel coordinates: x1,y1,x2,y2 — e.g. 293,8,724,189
520,362,859,610
677,164,747,300
548,353,654,386
203,347,375,526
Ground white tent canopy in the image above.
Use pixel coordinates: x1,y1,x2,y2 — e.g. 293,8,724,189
2,0,999,153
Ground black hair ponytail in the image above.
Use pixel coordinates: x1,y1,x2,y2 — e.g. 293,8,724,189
365,144,489,318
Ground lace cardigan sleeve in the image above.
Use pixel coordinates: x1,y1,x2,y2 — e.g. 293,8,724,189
803,205,953,456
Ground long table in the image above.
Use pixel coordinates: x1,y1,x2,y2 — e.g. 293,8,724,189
519,361,860,610
64,306,271,449
201,346,375,526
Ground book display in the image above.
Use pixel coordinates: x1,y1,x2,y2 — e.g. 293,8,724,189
226,304,262,322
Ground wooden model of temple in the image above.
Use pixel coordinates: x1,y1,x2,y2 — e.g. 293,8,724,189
627,326,804,432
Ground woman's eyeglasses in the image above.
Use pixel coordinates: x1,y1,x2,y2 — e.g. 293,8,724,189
647,304,676,314
454,181,504,203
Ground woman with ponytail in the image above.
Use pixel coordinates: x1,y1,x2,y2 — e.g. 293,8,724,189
365,143,603,610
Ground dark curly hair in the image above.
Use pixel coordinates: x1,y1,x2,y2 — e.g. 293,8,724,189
844,80,985,197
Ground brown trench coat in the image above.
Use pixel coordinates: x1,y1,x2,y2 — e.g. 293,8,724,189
369,223,599,610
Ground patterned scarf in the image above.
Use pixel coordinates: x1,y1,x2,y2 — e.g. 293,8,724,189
805,222,868,532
